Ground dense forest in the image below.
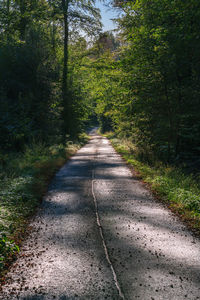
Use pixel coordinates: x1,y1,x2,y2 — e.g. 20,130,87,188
0,0,102,151
1,0,200,166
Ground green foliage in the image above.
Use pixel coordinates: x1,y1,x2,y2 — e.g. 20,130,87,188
49,0,102,138
0,31,61,150
0,234,19,270
0,0,94,274
1,0,200,271
94,0,200,167
108,134,200,224
0,0,99,151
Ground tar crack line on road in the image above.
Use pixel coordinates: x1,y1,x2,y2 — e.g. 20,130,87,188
92,169,125,300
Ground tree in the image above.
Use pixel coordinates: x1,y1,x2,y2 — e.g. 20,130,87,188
49,0,101,137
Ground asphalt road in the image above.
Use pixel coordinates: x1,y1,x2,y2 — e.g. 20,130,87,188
1,131,200,299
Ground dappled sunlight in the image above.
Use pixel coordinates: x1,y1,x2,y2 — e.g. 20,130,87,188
95,180,200,264
1,134,200,300
91,135,200,299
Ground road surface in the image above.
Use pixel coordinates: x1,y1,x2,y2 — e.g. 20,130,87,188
1,131,200,299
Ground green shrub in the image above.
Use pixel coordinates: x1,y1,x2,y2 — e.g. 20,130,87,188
0,234,19,270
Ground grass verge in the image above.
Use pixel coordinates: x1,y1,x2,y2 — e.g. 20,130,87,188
0,133,89,279
105,132,200,235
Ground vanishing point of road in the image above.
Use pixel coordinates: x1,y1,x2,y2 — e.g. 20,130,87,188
1,130,200,299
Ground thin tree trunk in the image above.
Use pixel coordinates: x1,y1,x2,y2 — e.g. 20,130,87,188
162,73,173,162
6,0,11,40
62,0,70,137
19,0,27,40
175,68,183,157
51,21,56,54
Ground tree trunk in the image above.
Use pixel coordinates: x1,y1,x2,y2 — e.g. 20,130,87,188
51,21,56,54
5,0,11,39
19,0,27,40
163,74,173,162
175,68,183,158
62,0,70,137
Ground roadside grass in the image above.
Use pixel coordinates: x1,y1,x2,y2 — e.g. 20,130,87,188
105,132,200,234
0,133,89,277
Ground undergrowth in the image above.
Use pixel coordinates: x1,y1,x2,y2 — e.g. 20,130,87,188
105,132,200,234
0,133,89,275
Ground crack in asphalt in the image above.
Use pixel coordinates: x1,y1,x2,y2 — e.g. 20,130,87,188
92,169,125,300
